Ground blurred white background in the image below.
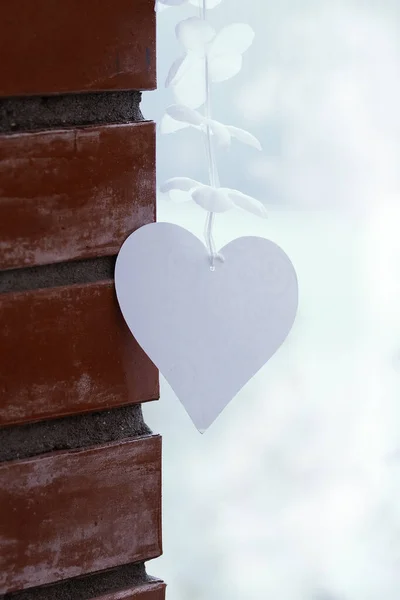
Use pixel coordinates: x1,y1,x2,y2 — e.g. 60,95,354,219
142,1,400,598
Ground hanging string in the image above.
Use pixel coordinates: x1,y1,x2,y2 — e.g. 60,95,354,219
159,0,266,268
201,0,220,271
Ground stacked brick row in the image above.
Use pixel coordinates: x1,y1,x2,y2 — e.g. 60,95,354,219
0,1,164,598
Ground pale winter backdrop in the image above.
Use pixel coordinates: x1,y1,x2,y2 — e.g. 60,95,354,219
141,0,400,598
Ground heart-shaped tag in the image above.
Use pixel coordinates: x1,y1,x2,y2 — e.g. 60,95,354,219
115,223,298,432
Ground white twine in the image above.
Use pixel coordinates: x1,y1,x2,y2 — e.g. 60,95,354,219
157,0,267,270
200,0,220,270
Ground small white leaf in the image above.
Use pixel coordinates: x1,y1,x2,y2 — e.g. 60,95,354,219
227,126,262,150
166,104,204,126
176,17,215,53
158,0,188,5
166,190,193,203
171,55,206,108
209,23,255,57
189,0,222,8
208,53,242,82
222,188,267,218
155,0,173,10
192,186,233,213
165,54,192,88
207,120,231,147
159,114,189,134
160,177,204,193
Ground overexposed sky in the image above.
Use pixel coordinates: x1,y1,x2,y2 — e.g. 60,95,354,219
142,1,400,598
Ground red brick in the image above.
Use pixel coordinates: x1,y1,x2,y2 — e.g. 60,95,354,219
0,436,162,594
0,122,155,271
94,582,166,599
0,281,158,426
0,0,155,96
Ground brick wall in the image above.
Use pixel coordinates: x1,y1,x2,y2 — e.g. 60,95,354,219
0,1,164,598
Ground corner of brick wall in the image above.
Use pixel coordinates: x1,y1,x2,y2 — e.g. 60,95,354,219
0,2,164,598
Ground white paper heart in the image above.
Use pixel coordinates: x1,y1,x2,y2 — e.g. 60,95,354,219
115,223,298,432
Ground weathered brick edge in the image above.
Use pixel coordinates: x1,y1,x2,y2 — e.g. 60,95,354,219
0,90,162,598
0,91,143,134
0,563,162,600
0,404,151,462
0,256,116,294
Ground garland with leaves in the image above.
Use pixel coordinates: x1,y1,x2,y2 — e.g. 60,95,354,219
155,0,267,267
